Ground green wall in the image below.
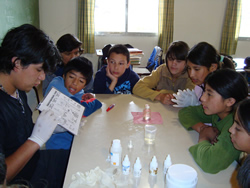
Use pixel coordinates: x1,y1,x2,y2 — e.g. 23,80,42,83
0,0,39,41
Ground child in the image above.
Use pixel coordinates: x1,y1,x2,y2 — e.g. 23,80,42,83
178,69,248,174
133,41,194,105
44,56,102,149
229,99,250,154
43,34,94,95
0,24,69,187
93,44,140,94
229,99,250,188
172,42,235,107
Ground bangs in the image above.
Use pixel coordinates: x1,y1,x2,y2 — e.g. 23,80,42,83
166,41,189,60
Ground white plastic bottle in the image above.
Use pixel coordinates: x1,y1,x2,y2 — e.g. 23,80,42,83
149,156,158,176
143,104,151,121
110,139,122,166
163,154,172,175
122,155,130,175
133,157,142,178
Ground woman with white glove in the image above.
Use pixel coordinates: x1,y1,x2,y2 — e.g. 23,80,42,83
171,42,235,107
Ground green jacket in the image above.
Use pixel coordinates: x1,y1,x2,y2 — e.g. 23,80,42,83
132,64,194,101
179,105,241,174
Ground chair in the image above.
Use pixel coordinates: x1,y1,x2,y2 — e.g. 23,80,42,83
27,86,40,113
133,46,163,78
146,46,163,72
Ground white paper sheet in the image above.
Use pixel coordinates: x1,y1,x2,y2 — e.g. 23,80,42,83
37,87,84,135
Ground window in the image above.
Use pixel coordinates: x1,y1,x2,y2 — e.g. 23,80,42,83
94,0,159,35
239,0,250,39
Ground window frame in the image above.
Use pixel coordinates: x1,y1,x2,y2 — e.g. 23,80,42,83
238,37,250,41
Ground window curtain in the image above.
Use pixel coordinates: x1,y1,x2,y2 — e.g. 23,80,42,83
78,0,95,54
158,0,174,53
220,0,242,55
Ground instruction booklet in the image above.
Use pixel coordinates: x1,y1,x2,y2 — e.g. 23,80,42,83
37,87,85,135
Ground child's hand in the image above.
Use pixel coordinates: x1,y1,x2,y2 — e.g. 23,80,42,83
106,64,118,92
81,93,95,101
155,93,175,105
198,126,220,144
106,64,118,82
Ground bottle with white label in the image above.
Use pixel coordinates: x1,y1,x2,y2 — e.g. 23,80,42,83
149,156,158,176
122,155,130,175
143,104,151,121
110,139,122,166
163,154,172,175
133,157,142,178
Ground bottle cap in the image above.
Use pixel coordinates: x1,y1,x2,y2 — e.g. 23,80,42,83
150,156,158,168
112,139,121,148
134,157,142,169
123,155,130,165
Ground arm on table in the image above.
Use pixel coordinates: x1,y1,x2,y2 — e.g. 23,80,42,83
178,105,212,131
179,106,239,173
155,93,175,105
133,68,171,101
189,133,240,174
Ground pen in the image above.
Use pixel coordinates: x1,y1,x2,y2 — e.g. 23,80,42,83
106,104,115,112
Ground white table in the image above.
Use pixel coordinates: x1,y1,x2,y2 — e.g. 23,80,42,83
63,94,237,188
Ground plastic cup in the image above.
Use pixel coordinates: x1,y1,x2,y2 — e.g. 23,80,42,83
166,164,198,188
144,125,157,145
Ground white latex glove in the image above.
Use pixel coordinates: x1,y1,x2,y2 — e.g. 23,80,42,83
28,110,58,147
171,89,200,107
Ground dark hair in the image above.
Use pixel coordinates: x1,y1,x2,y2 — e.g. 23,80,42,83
244,56,250,69
107,44,130,63
235,99,250,133
56,34,82,53
187,42,234,70
0,24,61,74
63,56,93,85
237,155,250,188
204,69,248,111
166,41,189,61
220,55,235,69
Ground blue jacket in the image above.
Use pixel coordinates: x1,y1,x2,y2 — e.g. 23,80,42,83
93,66,140,94
45,76,102,150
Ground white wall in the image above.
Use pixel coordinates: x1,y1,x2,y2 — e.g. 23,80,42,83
174,0,226,48
39,0,250,72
